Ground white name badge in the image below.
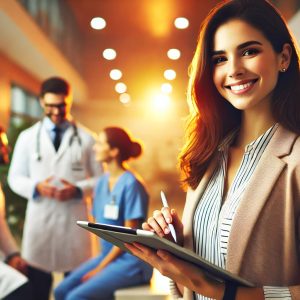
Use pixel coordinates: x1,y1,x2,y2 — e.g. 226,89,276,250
104,204,119,220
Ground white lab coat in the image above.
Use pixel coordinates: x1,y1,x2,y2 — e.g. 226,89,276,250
8,119,102,272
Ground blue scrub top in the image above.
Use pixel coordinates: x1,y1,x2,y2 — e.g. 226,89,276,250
92,171,149,256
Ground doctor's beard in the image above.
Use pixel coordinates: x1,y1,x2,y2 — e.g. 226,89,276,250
46,111,67,125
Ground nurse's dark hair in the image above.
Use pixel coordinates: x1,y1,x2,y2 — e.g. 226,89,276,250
179,0,300,190
104,127,142,163
40,77,70,97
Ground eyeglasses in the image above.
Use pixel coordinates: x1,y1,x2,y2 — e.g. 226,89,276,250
44,103,67,110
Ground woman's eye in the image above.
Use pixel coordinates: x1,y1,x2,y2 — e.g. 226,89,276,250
243,48,259,56
212,56,226,65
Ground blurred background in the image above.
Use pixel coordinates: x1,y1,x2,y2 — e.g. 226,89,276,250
0,0,299,242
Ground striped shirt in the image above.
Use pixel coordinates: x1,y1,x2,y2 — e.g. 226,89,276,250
193,124,291,300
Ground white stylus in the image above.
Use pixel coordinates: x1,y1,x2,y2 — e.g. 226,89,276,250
160,191,177,242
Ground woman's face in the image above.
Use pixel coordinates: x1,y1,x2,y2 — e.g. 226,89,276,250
212,19,286,112
93,131,112,163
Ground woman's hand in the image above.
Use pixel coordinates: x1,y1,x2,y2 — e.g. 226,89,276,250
142,207,184,245
125,242,225,299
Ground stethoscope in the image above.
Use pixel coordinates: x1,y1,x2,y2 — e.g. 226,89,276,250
34,121,83,170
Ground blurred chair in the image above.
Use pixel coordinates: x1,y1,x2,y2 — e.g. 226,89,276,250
114,269,171,300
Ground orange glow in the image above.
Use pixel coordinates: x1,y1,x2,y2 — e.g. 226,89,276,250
161,83,172,94
144,1,174,37
152,94,171,112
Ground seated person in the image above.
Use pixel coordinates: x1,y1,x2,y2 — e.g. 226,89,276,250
55,127,153,300
0,128,32,299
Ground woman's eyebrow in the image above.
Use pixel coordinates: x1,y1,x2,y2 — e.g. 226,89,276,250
212,40,263,56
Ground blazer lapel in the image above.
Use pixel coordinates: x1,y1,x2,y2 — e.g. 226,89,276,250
226,125,297,274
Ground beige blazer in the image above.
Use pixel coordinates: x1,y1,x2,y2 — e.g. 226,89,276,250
181,125,300,299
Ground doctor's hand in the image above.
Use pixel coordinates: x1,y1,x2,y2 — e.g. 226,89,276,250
125,242,225,299
142,207,184,245
54,179,78,201
36,177,57,198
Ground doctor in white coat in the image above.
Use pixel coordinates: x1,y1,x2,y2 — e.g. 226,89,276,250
8,77,102,300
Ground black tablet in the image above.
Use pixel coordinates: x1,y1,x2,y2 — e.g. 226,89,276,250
77,221,254,287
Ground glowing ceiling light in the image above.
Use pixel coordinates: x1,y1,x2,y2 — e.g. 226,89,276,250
161,83,173,94
119,93,131,104
110,69,122,80
174,17,189,29
164,69,176,80
152,94,171,111
167,49,181,60
115,82,127,93
103,48,117,60
90,17,106,30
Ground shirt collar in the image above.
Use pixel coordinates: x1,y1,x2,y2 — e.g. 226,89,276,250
218,123,278,153
43,117,71,132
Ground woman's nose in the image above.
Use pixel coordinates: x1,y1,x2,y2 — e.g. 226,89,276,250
228,58,245,78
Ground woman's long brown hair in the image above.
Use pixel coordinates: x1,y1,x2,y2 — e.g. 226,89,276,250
179,0,300,190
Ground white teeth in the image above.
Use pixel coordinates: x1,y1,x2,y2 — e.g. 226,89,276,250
230,81,253,91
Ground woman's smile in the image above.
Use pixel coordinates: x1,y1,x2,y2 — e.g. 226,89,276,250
225,79,258,95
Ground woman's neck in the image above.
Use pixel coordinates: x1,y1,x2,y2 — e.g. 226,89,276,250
106,160,126,177
235,104,276,148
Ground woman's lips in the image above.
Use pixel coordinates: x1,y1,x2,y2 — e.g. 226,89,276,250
225,79,258,94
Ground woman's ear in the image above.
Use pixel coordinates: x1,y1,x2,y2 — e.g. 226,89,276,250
279,43,292,72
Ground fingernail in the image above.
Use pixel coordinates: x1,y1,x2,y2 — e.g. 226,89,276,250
166,217,171,223
164,227,170,234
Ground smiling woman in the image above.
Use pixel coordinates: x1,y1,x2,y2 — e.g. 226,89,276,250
212,20,291,113
124,1,300,300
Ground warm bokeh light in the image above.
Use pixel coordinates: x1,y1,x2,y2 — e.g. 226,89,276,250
161,83,173,94
164,69,176,80
167,48,181,60
90,17,106,30
0,131,8,146
152,94,171,111
103,48,117,60
144,2,174,37
115,82,127,93
174,17,189,29
119,93,131,104
110,69,122,80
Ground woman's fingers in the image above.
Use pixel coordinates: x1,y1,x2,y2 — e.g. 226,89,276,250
142,222,154,231
142,207,180,241
147,216,165,237
161,206,173,224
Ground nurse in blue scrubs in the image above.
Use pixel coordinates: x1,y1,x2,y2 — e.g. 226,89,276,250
54,127,153,300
